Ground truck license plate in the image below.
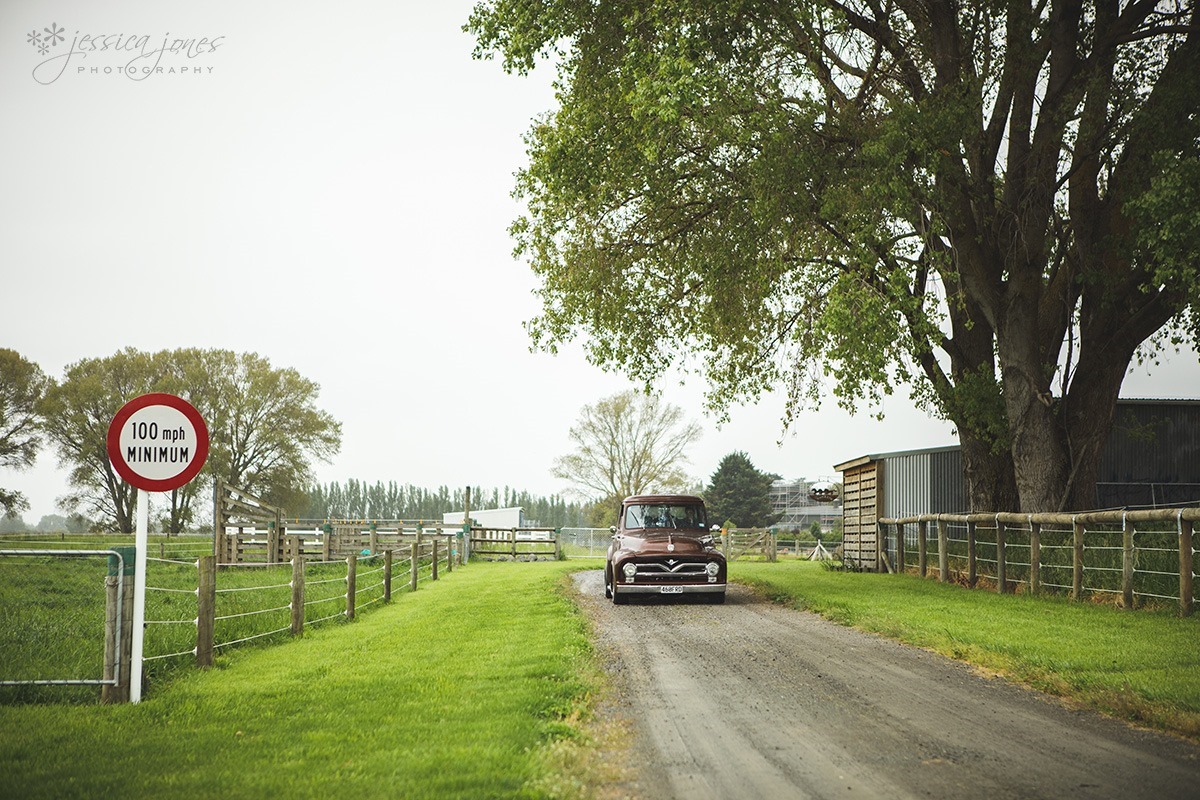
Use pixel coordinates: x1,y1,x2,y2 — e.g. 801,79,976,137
659,586,684,594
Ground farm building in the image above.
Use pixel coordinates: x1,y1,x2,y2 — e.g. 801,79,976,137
835,399,1200,571
770,478,842,532
443,506,525,529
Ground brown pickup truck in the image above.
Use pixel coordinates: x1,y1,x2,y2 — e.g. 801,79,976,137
604,494,727,604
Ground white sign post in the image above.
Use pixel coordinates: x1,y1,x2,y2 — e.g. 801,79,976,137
107,393,209,703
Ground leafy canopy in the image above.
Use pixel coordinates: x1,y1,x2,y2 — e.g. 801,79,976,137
705,450,779,529
38,348,341,532
0,349,48,515
470,1,1200,511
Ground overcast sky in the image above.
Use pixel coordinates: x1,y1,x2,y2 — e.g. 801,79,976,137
3,1,1198,523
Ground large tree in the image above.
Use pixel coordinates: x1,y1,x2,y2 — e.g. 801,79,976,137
470,1,1200,512
38,348,161,532
705,451,779,528
0,349,48,515
163,349,342,521
554,390,702,510
39,348,341,532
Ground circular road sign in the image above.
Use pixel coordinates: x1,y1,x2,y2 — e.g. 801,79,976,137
106,393,210,492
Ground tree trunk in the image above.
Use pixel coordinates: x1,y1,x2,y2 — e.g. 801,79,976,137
958,431,1019,512
997,279,1072,512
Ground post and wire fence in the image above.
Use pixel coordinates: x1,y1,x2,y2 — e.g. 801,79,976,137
879,508,1197,615
0,534,456,703
0,549,130,703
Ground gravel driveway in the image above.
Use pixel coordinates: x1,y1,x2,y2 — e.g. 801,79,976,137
572,570,1200,799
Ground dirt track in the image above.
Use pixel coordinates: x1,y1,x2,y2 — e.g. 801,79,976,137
572,571,1200,799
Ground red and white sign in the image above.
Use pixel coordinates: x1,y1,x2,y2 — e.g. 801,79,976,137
106,393,209,491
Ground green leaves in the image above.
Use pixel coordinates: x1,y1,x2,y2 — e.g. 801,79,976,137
0,349,49,515
471,0,1198,510
705,450,777,528
37,348,341,532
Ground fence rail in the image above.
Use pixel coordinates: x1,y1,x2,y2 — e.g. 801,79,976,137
1,537,455,702
879,508,1197,615
0,549,132,703
468,527,560,560
215,521,461,566
721,529,843,562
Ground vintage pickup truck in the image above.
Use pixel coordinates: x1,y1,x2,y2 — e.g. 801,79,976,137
605,494,727,604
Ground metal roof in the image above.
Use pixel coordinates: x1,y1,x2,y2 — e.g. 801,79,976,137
833,444,961,472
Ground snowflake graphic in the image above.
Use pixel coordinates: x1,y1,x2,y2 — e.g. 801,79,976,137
27,29,42,47
42,22,65,47
37,41,49,55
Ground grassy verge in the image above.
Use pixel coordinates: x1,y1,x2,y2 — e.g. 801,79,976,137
0,561,599,799
736,561,1200,739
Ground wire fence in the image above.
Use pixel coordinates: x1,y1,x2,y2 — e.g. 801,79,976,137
880,508,1197,614
559,528,611,558
0,550,122,704
0,538,453,703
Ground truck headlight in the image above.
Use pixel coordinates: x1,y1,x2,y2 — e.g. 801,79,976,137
705,562,720,577
622,563,637,579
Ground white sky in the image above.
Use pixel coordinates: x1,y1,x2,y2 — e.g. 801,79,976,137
2,1,1198,523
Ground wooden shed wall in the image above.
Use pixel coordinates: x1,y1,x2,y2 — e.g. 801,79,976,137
841,461,881,571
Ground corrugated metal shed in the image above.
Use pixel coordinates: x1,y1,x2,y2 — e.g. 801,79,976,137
836,400,1200,562
836,446,967,518
1097,399,1200,507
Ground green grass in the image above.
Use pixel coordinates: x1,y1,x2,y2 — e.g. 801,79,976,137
1,546,445,703
0,554,110,700
0,561,597,799
736,560,1200,738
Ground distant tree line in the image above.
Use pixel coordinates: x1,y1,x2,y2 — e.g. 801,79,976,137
304,480,591,528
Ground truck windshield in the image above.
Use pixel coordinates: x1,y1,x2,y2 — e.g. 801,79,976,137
625,503,707,531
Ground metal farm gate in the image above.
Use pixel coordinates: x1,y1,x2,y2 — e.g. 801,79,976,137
0,548,132,702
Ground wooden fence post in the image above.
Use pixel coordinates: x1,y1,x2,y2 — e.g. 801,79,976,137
876,522,884,573
1180,516,1193,618
410,541,420,591
554,528,562,562
967,520,977,587
103,572,120,698
937,518,949,583
346,554,357,621
369,522,378,555
1073,517,1084,601
1122,515,1135,610
322,523,333,562
511,528,518,559
103,546,135,704
432,540,439,581
996,519,1008,593
290,556,305,636
384,549,393,602
918,520,928,578
1030,520,1041,596
894,523,905,574
196,555,216,668
769,528,778,562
